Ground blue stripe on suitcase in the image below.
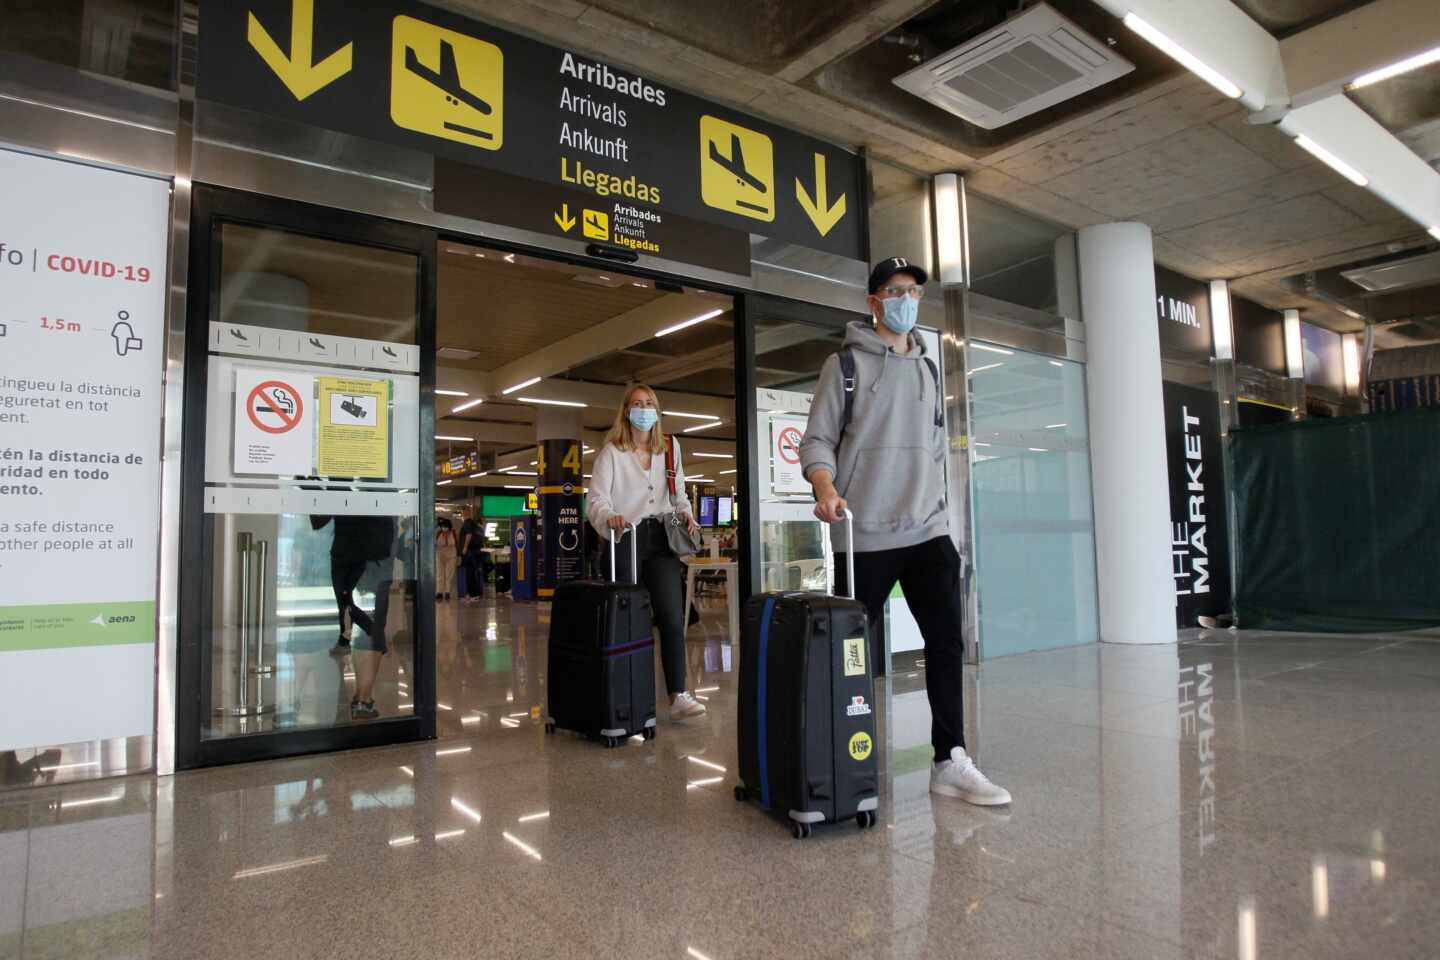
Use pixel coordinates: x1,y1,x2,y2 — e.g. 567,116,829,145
601,636,654,657
758,596,776,809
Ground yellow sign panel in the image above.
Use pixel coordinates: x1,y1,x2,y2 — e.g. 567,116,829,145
317,376,391,477
390,15,503,150
582,208,610,241
699,115,774,222
848,731,873,762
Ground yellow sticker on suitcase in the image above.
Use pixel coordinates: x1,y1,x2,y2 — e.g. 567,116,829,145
848,731,873,762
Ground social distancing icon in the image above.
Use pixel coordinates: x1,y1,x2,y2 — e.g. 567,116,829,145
699,115,775,222
390,15,504,150
582,208,610,241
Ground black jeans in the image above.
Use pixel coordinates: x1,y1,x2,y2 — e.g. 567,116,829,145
837,536,966,762
606,518,687,697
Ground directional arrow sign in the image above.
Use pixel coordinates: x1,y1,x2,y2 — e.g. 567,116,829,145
553,203,576,232
247,0,353,102
795,152,847,238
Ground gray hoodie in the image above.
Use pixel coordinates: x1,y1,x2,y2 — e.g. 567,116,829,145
799,320,948,553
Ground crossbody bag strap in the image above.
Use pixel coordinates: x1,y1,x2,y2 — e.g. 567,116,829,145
664,434,677,497
924,356,943,428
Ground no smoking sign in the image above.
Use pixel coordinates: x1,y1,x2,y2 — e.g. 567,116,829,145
246,380,304,435
233,370,314,476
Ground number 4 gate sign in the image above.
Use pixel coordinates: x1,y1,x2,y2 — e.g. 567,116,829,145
233,369,315,476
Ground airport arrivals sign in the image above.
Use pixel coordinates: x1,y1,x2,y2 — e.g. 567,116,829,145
197,0,865,260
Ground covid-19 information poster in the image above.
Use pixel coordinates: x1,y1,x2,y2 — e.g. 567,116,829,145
0,149,169,751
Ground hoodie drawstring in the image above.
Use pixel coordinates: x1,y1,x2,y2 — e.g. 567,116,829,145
871,349,889,394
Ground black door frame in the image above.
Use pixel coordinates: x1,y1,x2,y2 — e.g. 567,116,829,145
175,185,438,770
735,294,858,597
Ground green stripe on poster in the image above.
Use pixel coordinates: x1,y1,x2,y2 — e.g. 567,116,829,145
0,601,155,651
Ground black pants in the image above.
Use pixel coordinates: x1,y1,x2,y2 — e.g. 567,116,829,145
606,518,687,697
837,536,966,762
330,555,390,653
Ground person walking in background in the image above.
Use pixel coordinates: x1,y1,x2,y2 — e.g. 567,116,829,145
459,505,485,604
436,516,458,601
311,513,395,720
799,256,1011,807
587,383,708,722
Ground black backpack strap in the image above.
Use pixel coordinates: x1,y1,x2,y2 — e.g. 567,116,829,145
837,347,857,448
924,357,943,427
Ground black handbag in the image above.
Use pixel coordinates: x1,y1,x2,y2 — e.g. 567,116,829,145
662,436,703,556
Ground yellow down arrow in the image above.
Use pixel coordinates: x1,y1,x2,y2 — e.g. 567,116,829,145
247,0,353,102
795,152,847,237
554,204,576,232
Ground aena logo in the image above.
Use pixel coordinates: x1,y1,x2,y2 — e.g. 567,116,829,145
90,614,137,628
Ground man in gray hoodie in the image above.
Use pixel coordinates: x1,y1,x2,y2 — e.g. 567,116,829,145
799,257,1010,807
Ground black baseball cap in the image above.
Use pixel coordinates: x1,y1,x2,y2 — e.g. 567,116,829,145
867,256,928,294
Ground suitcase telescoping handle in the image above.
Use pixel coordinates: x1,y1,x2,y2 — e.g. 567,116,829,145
610,522,639,585
837,508,855,600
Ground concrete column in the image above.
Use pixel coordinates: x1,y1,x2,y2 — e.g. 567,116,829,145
1074,223,1176,645
534,406,582,442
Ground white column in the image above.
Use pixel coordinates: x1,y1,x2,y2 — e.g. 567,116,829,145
1075,223,1176,645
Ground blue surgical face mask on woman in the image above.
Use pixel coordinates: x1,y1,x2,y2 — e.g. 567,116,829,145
628,406,659,431
879,294,918,334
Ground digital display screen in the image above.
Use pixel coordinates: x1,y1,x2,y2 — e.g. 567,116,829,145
698,495,717,527
717,496,733,525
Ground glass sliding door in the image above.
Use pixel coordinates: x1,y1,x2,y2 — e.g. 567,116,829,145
969,345,1099,657
178,189,436,768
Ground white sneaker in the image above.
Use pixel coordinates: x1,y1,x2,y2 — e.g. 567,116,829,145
670,691,708,722
930,747,1011,806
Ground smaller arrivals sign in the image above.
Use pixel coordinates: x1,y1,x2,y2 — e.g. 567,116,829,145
1163,381,1231,626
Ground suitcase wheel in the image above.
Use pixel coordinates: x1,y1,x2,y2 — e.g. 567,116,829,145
642,727,656,741
544,722,556,735
856,811,878,829
790,821,812,840
604,736,621,748
733,785,748,803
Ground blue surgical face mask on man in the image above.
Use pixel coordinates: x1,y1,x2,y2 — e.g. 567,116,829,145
878,293,918,334
628,406,659,431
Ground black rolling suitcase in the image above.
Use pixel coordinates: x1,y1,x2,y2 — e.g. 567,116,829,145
544,525,657,747
734,511,879,838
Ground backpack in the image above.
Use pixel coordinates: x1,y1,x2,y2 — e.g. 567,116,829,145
836,346,944,451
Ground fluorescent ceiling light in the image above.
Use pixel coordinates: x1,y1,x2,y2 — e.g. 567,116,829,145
452,398,485,413
469,472,487,478
1123,13,1242,100
518,396,587,408
1045,423,1068,429
666,411,721,421
504,484,531,490
1292,135,1368,187
388,835,420,848
656,308,725,338
436,389,468,397
497,465,517,472
968,362,1003,375
450,798,482,823
1049,360,1064,368
517,811,551,822
684,421,723,433
60,792,123,809
1350,45,1440,89
437,479,453,486
502,377,541,395
434,829,466,841
502,831,543,861
508,471,538,476
719,469,737,475
691,452,733,458
435,435,473,442
436,745,471,756
970,342,1013,355
1028,447,1048,453
686,476,710,483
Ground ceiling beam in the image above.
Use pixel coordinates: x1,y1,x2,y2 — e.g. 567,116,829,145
773,0,939,84
1280,0,1440,102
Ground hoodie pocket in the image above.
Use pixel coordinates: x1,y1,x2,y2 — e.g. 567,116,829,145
840,445,946,533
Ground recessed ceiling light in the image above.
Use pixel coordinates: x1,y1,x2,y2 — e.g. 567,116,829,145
518,396,587,408
435,435,473,442
1123,13,1242,100
1350,45,1440,89
502,377,541,395
452,398,485,413
436,389,468,397
683,421,723,433
656,308,725,338
666,411,721,420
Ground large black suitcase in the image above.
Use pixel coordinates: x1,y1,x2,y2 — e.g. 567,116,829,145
735,512,879,838
544,526,657,747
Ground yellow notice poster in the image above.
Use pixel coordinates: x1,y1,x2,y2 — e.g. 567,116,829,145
317,377,391,478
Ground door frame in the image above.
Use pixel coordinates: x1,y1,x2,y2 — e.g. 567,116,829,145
175,185,438,770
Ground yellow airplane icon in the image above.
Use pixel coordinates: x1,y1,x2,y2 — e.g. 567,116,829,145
582,209,610,241
699,115,775,222
390,16,503,150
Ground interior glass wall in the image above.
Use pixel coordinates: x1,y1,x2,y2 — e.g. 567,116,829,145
969,343,1099,656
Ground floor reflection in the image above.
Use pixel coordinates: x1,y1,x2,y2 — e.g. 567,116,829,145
5,623,1440,958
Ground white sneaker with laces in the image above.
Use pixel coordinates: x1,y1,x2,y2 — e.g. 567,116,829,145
670,691,708,722
930,747,1011,806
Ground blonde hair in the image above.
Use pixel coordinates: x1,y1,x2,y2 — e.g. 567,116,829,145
605,383,667,452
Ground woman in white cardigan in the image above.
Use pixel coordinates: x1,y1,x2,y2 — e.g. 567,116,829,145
587,383,707,722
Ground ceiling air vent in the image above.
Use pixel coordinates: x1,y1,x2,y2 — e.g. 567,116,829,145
1341,250,1440,293
437,346,479,360
892,3,1133,129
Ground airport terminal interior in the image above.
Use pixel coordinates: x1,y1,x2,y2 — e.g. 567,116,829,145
5,0,1440,958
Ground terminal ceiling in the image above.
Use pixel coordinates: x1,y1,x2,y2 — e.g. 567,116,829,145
436,0,1440,347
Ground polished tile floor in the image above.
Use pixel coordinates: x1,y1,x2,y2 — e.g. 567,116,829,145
4,604,1440,959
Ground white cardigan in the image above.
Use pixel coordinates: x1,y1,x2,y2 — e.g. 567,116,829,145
587,438,693,537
